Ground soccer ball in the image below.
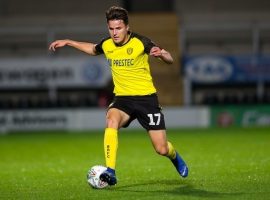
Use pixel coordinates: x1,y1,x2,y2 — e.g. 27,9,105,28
87,165,108,189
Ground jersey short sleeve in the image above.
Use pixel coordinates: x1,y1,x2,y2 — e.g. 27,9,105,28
133,33,156,54
94,37,110,55
95,43,103,54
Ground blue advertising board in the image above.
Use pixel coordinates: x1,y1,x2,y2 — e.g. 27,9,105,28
183,55,270,83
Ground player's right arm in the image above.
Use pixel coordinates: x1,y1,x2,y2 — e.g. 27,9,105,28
49,39,98,56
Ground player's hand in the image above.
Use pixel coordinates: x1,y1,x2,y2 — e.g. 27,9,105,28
150,46,173,64
49,40,69,51
150,46,162,57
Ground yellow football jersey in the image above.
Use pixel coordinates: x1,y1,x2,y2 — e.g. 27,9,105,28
95,32,157,96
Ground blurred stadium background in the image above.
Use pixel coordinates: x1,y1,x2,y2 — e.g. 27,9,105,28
0,0,270,132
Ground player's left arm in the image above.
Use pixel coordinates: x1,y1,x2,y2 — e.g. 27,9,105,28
150,46,174,64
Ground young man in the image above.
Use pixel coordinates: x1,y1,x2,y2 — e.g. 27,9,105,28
49,6,188,186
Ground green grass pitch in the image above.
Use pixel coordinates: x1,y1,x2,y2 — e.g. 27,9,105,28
0,127,269,200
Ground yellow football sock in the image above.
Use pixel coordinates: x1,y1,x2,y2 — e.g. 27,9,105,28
166,141,176,160
104,128,118,170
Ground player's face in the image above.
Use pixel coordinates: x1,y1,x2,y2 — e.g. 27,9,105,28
107,19,129,45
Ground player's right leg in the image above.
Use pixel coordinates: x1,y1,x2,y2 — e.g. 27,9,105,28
100,127,118,185
100,108,130,186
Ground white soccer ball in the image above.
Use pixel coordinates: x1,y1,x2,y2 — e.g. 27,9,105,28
87,165,108,189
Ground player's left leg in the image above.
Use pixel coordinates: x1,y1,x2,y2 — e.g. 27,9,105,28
148,130,188,178
136,94,188,177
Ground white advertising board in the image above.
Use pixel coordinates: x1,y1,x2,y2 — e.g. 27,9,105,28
0,56,111,88
0,107,209,133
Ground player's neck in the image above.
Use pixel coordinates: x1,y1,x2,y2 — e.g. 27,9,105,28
115,32,131,46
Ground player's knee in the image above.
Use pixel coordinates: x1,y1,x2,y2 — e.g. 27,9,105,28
106,118,119,129
155,146,169,156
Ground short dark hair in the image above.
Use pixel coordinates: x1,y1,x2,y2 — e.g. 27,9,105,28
106,6,129,25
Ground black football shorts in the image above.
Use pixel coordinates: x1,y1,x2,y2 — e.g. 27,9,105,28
108,93,166,131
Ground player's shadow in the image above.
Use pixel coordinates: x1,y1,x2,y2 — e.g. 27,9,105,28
114,179,244,198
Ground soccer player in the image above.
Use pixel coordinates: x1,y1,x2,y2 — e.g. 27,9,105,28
49,6,188,186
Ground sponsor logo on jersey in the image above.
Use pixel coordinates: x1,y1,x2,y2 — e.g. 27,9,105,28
107,59,134,67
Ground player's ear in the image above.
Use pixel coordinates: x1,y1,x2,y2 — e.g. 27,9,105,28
126,25,130,31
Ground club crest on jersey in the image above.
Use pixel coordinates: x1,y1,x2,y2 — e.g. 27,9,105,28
127,48,133,55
